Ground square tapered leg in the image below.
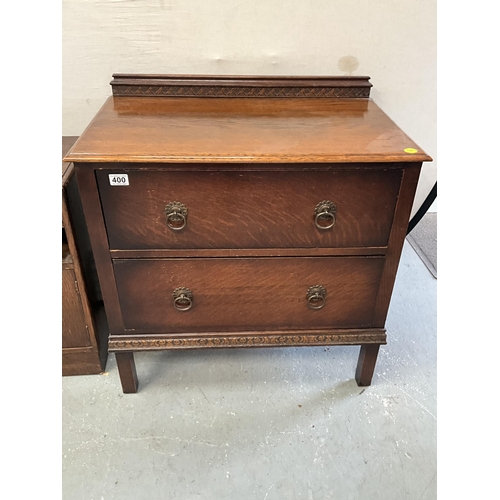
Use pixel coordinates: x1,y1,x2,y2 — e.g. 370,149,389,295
355,344,380,386
115,352,138,393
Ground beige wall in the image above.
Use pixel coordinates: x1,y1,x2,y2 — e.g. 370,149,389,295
63,0,436,215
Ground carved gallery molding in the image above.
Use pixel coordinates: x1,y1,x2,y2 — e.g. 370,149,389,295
112,85,371,98
109,331,387,351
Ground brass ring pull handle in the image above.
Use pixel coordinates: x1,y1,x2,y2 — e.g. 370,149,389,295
314,200,337,230
307,285,327,310
172,287,193,311
165,201,188,231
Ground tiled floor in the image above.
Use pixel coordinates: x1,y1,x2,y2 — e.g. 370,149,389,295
63,241,436,500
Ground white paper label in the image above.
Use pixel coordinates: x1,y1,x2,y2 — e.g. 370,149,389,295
109,174,129,186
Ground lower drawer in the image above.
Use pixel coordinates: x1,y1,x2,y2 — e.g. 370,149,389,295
113,257,384,333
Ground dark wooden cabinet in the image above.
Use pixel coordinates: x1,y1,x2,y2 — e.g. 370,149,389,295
62,266,90,348
64,75,431,392
62,137,108,375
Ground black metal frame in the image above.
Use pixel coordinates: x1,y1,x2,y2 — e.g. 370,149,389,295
407,182,437,234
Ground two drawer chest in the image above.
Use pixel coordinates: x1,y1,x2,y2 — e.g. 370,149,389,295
64,74,432,393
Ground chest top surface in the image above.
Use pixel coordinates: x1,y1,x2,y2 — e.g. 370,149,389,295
64,75,431,165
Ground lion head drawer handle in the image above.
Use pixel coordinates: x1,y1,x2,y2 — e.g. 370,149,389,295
307,285,327,310
172,287,194,311
165,201,188,231
314,200,337,230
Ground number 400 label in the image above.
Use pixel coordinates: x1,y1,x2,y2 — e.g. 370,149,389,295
109,174,129,186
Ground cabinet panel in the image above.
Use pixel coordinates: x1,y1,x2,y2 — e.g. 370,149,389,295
62,268,91,348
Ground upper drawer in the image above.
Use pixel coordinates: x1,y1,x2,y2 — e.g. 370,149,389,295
96,168,402,250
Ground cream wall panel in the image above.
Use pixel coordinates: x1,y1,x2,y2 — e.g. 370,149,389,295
63,0,436,215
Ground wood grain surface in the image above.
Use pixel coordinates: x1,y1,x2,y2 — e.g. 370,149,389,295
74,165,125,332
64,97,431,163
62,136,78,185
372,164,421,326
62,269,91,348
63,136,108,374
62,241,73,268
115,352,138,393
355,344,381,386
113,256,385,333
62,306,108,376
109,247,387,259
96,168,402,250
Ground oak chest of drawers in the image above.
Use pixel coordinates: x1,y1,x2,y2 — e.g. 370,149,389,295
64,74,432,393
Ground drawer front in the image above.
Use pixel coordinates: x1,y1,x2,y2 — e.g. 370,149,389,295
113,257,384,333
97,169,401,250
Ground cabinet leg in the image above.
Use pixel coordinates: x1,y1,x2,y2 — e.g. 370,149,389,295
355,344,380,386
115,352,138,393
